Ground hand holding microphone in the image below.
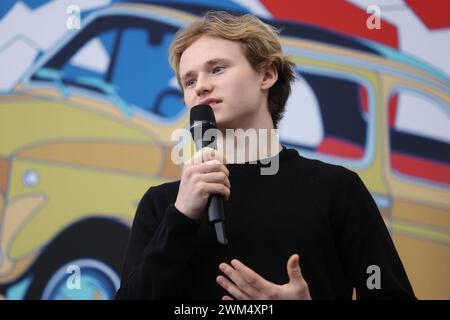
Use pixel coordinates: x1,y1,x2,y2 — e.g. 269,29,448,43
174,105,229,245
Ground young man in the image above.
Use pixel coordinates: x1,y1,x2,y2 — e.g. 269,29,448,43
116,11,415,300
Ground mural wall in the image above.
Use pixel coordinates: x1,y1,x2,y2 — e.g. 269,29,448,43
0,0,449,299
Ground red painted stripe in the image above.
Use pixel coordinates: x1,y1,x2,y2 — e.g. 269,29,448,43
359,85,368,114
317,137,364,159
406,0,450,30
391,153,450,185
261,0,399,48
388,94,398,128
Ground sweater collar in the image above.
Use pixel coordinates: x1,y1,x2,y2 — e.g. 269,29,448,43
225,145,299,170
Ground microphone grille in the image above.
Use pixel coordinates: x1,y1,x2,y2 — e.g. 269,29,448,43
190,104,216,127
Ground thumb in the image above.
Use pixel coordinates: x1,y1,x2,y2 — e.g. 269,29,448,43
287,254,303,283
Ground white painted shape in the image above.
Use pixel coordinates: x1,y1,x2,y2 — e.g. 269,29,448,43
347,0,405,7
0,0,111,90
348,0,450,77
0,38,38,91
395,90,450,143
279,75,324,147
0,2,34,48
231,0,272,18
71,38,109,73
169,76,180,90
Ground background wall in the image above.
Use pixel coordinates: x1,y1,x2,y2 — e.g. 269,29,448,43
0,0,448,299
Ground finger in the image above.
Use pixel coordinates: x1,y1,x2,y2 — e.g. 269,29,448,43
202,171,231,189
202,147,225,163
219,262,263,298
202,183,230,200
194,160,229,177
202,160,229,176
287,254,304,283
230,259,271,292
188,147,226,165
222,295,234,300
216,275,251,300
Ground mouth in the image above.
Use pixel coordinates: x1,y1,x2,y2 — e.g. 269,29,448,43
199,98,222,107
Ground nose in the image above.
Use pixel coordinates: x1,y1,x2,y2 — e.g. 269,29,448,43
195,74,213,97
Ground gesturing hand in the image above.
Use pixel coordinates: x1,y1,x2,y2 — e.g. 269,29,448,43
216,254,311,300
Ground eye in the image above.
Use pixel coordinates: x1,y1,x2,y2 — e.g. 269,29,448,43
212,66,225,74
185,79,196,88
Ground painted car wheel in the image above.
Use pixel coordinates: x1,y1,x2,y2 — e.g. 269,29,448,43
41,258,120,300
24,218,129,300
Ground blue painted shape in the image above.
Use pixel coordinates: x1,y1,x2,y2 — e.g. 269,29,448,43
111,28,183,117
0,0,16,19
6,275,33,300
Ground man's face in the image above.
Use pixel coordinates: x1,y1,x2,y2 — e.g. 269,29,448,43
179,35,267,130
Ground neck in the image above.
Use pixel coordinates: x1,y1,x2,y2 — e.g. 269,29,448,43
215,127,282,164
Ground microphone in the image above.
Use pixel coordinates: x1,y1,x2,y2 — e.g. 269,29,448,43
190,104,228,245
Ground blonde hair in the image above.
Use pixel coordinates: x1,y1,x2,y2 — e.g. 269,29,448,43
169,11,296,127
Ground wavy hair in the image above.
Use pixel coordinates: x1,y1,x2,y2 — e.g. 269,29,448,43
169,11,296,127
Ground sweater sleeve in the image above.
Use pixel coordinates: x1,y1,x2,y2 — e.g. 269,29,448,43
115,186,200,299
333,171,416,299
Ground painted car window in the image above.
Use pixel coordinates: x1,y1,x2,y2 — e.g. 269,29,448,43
31,15,184,118
61,30,116,81
280,70,369,161
389,89,450,186
110,27,183,117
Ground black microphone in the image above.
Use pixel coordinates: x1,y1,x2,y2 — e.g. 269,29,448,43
190,104,228,245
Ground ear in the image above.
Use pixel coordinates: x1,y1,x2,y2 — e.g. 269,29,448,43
260,63,278,90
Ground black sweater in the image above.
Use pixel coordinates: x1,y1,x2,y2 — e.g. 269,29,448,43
116,147,415,299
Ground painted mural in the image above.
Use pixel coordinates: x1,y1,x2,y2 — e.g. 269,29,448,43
0,0,449,299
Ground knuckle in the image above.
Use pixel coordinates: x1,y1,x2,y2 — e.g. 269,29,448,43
204,161,217,170
197,182,207,195
222,185,229,195
183,166,193,178
204,163,214,173
246,275,256,285
191,172,199,183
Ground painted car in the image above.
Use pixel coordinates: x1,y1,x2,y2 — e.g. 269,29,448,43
0,4,193,299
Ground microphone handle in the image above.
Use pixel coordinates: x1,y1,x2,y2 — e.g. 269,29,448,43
208,194,225,223
196,137,223,221
208,195,227,245
193,138,227,245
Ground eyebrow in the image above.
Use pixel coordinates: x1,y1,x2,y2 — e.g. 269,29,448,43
180,58,231,84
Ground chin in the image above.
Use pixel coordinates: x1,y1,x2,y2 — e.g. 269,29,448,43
217,120,237,131
215,118,229,130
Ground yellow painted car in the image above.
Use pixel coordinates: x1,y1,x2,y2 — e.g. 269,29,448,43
0,4,194,299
